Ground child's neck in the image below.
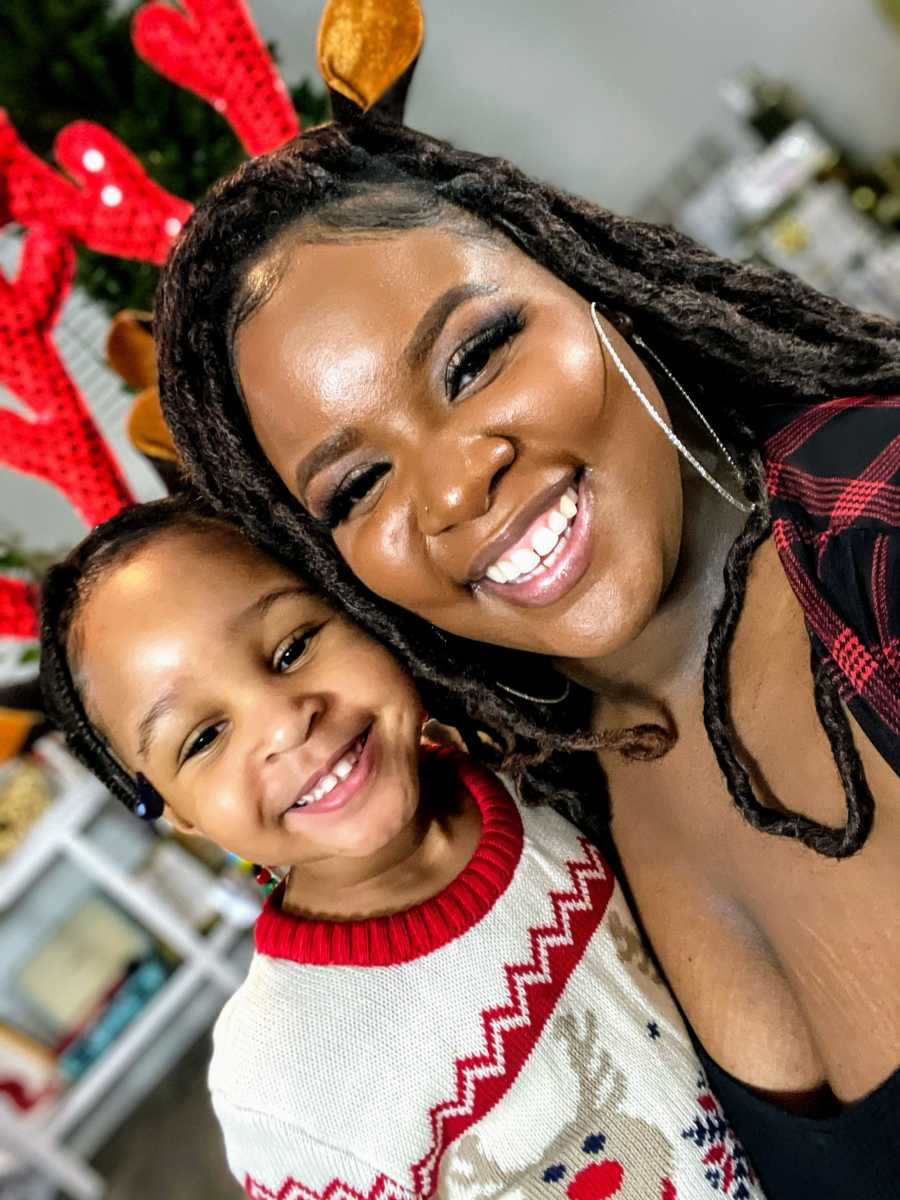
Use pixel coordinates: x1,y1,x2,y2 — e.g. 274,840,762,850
280,764,482,923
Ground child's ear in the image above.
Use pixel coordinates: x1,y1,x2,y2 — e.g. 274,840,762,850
164,805,199,836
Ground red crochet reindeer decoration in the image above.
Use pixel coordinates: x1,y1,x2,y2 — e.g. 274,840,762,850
132,0,300,155
0,115,193,263
0,0,304,648
0,227,134,524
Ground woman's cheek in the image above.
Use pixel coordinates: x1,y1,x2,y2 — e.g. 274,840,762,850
338,522,392,599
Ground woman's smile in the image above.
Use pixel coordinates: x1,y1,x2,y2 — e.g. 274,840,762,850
472,471,595,608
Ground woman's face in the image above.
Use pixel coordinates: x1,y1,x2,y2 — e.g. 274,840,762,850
236,225,684,660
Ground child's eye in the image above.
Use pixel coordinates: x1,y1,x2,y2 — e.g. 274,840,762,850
445,307,524,400
183,722,224,763
272,626,322,673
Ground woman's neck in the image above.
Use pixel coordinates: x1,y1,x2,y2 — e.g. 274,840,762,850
280,766,482,923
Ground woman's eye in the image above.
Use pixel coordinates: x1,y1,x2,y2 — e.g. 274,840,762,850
273,626,322,673
451,342,493,394
445,308,524,401
321,464,389,529
183,723,223,762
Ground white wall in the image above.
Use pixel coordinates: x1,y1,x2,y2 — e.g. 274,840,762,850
262,0,900,214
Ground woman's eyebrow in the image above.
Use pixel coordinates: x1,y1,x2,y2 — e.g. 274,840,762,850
296,428,363,501
403,282,498,369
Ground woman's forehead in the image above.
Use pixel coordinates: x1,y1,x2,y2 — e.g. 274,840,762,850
239,226,519,351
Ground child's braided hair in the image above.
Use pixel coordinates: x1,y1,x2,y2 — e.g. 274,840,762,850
155,120,900,856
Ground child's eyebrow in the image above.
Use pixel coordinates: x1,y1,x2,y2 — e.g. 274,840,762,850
137,686,182,760
229,584,313,631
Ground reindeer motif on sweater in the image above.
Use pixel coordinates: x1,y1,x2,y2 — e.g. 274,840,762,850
441,1009,678,1199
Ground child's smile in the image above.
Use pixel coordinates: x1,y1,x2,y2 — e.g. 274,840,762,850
282,723,374,822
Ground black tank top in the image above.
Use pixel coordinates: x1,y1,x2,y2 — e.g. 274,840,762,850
696,1042,900,1199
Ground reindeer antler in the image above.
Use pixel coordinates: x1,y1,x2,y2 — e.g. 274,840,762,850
0,579,39,641
0,226,134,525
0,111,192,264
132,0,300,155
556,1010,626,1120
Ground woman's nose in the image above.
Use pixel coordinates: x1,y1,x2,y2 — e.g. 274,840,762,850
414,435,515,537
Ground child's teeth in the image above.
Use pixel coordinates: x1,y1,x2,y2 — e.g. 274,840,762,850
486,564,506,584
547,509,568,535
293,747,362,811
532,525,558,556
559,492,577,519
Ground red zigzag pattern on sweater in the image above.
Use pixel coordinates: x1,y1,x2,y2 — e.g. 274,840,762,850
244,838,613,1200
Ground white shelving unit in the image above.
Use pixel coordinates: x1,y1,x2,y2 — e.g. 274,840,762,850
0,772,253,1200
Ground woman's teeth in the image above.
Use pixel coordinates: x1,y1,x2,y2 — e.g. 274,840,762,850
484,487,578,585
291,741,362,809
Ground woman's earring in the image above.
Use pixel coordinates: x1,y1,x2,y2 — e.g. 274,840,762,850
589,303,753,515
134,773,165,821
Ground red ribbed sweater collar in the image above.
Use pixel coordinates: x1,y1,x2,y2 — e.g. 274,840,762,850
254,750,524,968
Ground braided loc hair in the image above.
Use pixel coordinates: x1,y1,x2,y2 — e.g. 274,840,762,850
38,495,240,815
156,120,900,857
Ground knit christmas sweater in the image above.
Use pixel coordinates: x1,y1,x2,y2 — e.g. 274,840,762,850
210,750,763,1200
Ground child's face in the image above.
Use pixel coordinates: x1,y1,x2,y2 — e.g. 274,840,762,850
75,528,424,867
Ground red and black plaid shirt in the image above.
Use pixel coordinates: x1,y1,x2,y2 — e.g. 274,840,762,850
760,395,900,776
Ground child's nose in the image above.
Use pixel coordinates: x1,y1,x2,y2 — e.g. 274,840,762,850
256,694,325,763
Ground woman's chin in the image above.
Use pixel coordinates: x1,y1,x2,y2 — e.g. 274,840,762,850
491,570,666,664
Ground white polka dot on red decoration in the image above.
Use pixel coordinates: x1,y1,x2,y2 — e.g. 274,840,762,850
164,217,182,237
213,98,228,112
82,149,105,172
100,185,123,207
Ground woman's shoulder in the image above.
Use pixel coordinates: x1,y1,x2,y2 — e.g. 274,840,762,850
759,395,900,775
759,394,900,510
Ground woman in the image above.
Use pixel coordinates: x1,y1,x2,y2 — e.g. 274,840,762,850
156,120,900,1198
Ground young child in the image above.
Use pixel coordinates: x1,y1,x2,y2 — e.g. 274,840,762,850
39,497,762,1200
